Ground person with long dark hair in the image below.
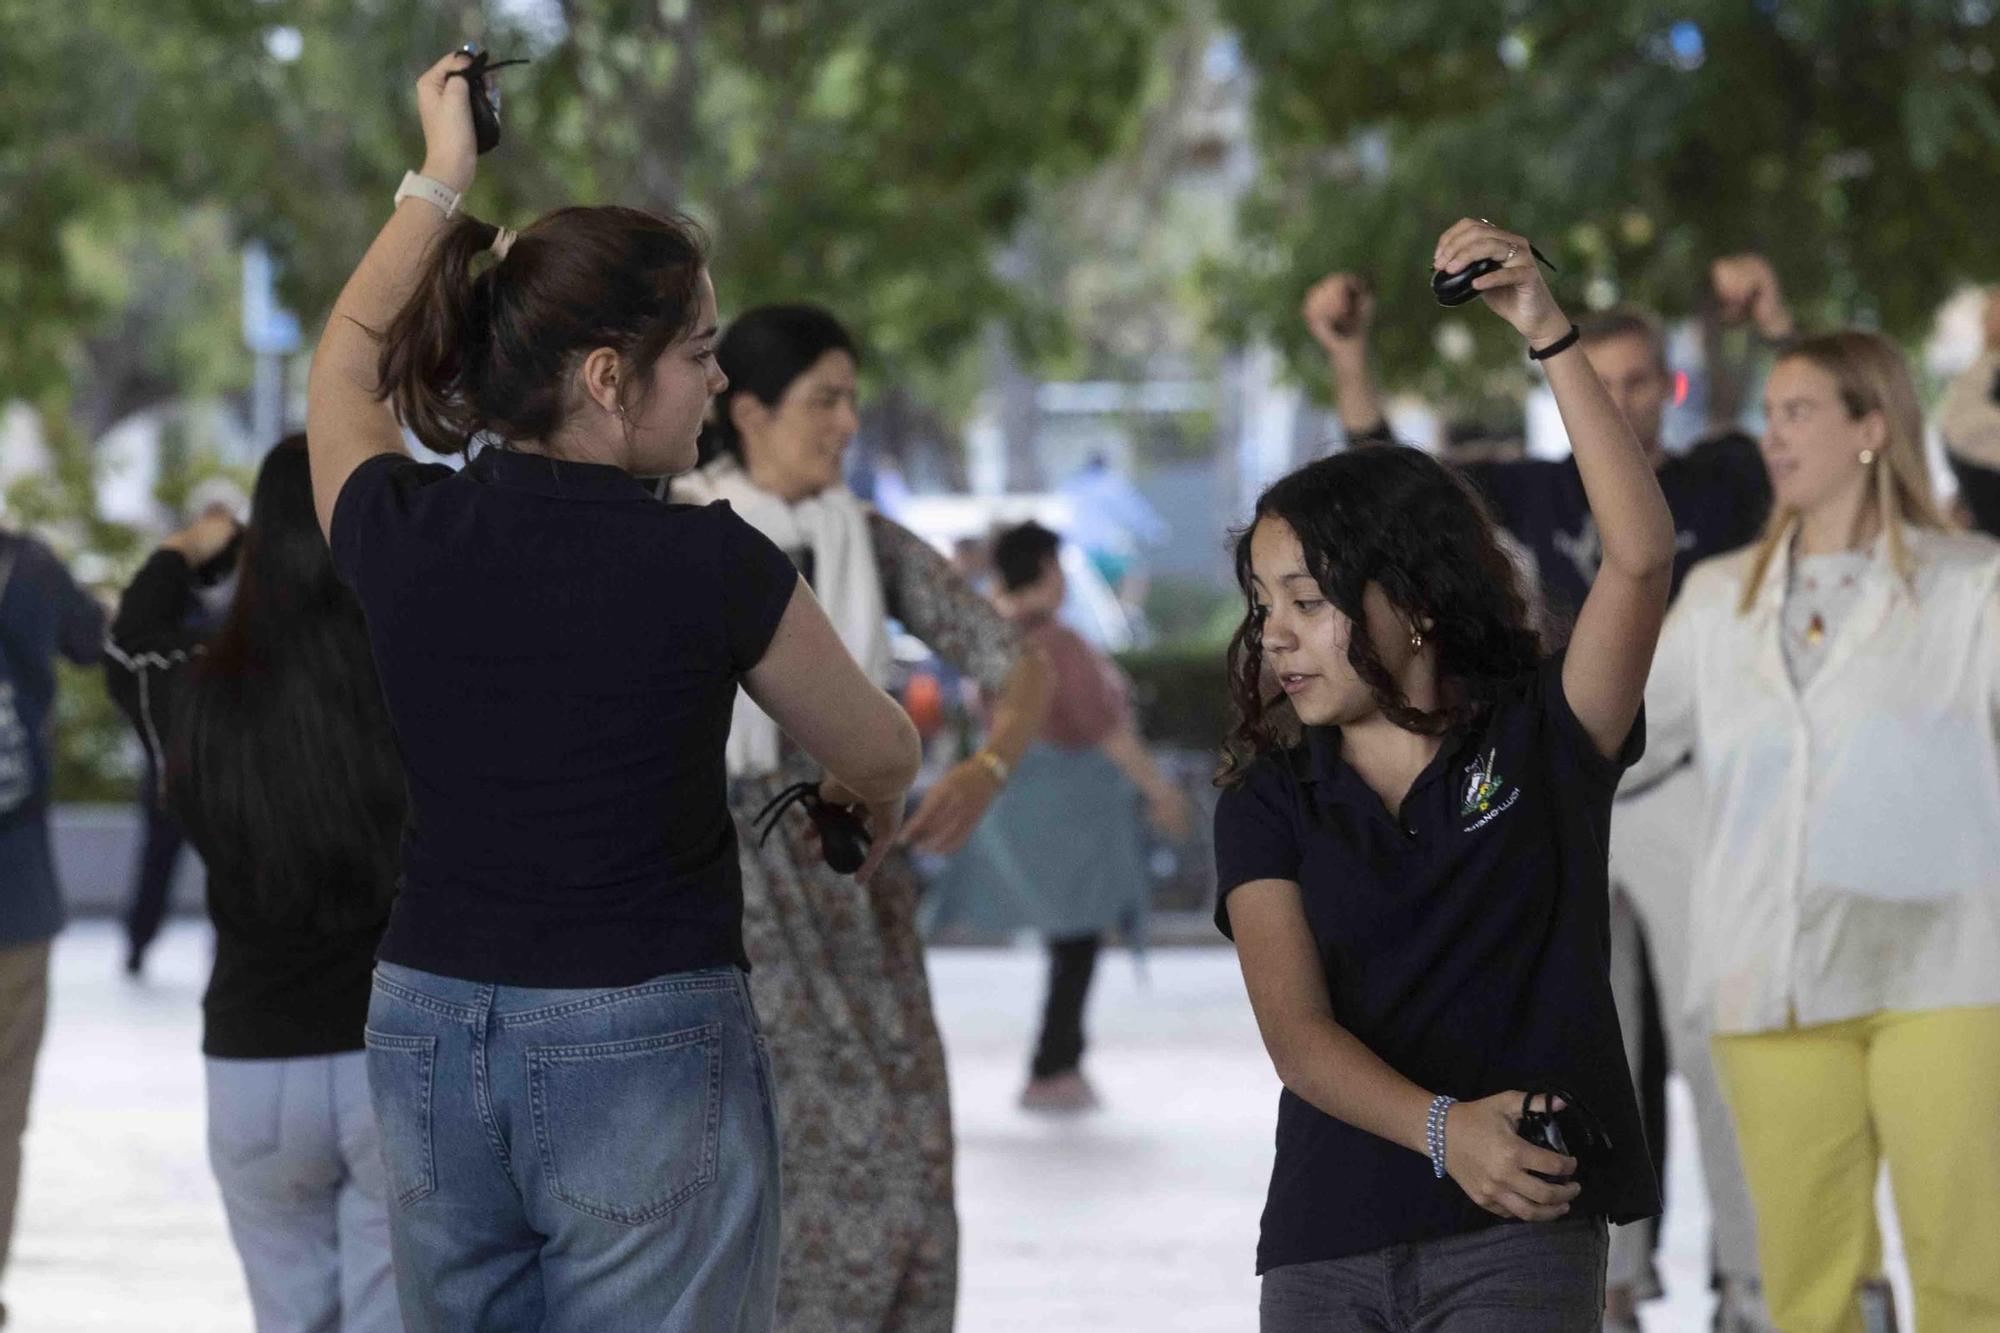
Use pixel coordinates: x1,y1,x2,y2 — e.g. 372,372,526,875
304,53,921,1331
668,303,1049,1331
1304,259,1785,1330
105,436,407,1332
1214,219,1672,1329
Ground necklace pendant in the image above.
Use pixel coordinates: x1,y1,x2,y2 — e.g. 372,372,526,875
1805,613,1826,646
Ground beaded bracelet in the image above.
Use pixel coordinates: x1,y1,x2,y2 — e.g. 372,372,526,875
1426,1094,1457,1179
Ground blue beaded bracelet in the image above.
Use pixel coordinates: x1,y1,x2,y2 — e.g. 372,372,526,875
1426,1094,1456,1179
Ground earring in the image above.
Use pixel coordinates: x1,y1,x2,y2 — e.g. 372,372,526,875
1859,448,1877,465
1410,628,1425,651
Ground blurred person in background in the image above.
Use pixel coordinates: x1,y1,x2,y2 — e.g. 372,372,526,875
1218,218,1672,1330
0,524,105,1331
927,520,1193,1113
309,54,920,1330
1939,287,2000,539
1059,452,1170,623
105,437,406,1333
1307,257,1785,1330
1634,330,2000,1333
119,476,245,979
671,302,1049,1333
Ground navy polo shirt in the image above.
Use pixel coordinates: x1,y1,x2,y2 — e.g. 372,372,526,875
330,448,799,988
1214,656,1660,1273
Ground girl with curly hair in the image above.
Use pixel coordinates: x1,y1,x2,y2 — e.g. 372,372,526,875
1213,219,1675,1330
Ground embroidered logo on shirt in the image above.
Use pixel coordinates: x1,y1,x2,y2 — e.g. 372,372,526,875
1459,749,1521,831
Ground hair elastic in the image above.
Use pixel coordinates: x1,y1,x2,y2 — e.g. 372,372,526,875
490,226,518,261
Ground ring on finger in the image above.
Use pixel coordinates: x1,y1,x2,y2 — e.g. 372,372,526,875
1503,242,1519,264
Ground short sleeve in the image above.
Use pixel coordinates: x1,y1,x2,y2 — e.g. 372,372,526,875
329,453,448,594
713,503,801,674
1212,756,1305,939
1538,653,1646,790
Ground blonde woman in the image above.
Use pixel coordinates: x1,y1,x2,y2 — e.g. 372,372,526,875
1639,331,2000,1332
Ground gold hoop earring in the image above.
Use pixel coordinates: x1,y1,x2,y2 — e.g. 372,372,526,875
1859,448,1877,465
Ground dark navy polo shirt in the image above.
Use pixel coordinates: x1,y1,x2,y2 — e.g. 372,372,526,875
1213,656,1660,1273
330,448,799,988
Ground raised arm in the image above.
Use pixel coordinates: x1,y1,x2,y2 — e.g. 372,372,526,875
1227,879,1579,1220
1436,218,1675,756
304,50,481,537
1303,272,1392,441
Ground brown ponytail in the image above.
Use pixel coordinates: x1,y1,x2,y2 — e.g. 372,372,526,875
374,206,709,456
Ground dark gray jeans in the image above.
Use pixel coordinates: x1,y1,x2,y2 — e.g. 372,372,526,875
1259,1216,1608,1332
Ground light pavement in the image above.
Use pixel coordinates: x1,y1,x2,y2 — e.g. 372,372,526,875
3,921,1871,1330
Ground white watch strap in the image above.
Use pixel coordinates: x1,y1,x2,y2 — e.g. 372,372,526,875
393,170,461,218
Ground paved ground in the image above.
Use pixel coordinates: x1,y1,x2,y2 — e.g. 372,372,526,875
4,922,1892,1330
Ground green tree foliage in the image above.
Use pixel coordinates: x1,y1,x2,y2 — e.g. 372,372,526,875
1213,0,2000,405
1,0,1179,439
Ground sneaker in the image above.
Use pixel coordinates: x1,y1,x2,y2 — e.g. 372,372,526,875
1860,1278,1898,1333
1603,1283,1641,1333
1018,1071,1100,1114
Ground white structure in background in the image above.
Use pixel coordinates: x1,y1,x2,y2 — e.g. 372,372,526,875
242,241,301,459
1230,341,1301,522
0,405,53,511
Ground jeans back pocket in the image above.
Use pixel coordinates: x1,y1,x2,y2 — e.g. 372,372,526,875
527,1022,722,1225
363,1030,438,1206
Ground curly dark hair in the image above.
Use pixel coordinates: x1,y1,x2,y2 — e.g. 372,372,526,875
1217,446,1543,787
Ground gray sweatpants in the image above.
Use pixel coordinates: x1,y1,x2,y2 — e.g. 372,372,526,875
205,1051,402,1333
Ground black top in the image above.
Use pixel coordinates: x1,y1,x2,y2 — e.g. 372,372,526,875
329,449,799,988
1462,436,1769,616
1213,657,1660,1273
105,551,389,1059
1349,422,1770,616
1950,450,2000,541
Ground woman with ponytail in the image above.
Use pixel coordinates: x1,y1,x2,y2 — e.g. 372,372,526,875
667,304,1050,1332
304,51,921,1332
1635,331,2000,1331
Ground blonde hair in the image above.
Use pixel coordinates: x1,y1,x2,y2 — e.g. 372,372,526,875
1737,330,1946,613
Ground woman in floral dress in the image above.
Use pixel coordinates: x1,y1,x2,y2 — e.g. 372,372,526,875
670,304,1049,1332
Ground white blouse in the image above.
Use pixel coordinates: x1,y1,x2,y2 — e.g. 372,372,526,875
1635,525,2000,1035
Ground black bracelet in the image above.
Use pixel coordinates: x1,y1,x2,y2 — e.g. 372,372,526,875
1528,323,1581,361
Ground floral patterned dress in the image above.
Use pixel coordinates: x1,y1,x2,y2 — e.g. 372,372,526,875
734,513,1018,1333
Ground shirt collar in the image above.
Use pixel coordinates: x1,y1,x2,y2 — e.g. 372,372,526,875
469,447,657,504
1300,716,1470,810
1748,519,1916,615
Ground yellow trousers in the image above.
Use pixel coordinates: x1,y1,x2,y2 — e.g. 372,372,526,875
1712,1007,2000,1333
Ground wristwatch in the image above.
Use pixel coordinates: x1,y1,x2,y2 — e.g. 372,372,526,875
393,170,461,218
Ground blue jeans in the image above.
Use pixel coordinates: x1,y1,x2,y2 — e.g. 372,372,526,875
206,1052,401,1333
364,962,780,1333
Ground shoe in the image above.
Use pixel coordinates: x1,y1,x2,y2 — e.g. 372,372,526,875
1860,1278,1898,1333
1018,1071,1100,1114
123,945,144,978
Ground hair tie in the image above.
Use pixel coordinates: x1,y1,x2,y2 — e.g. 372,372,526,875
490,226,518,261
